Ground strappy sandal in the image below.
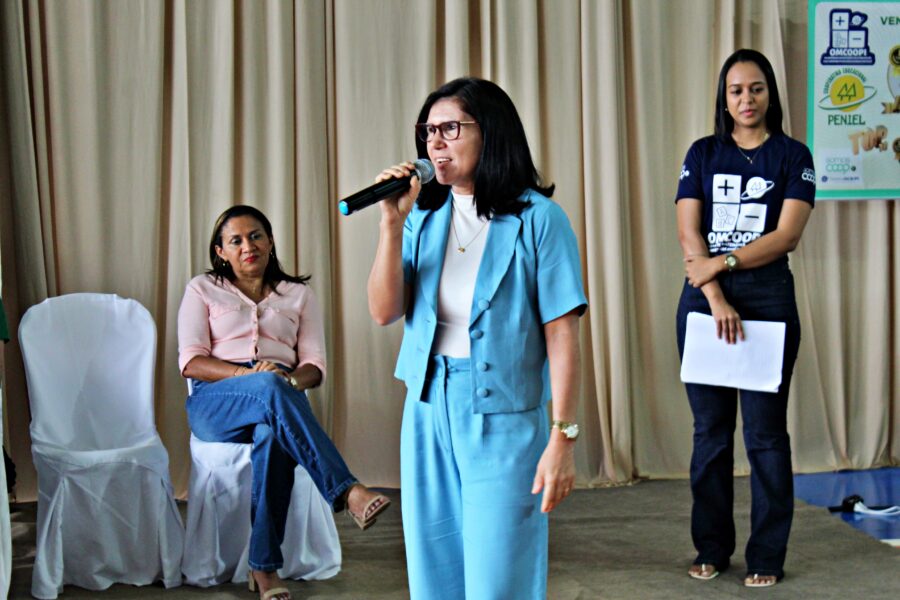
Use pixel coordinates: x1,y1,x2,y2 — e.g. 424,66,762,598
744,573,778,588
248,570,292,600
688,563,720,580
347,493,391,530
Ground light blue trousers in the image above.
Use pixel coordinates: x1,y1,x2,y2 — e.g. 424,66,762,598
401,355,549,600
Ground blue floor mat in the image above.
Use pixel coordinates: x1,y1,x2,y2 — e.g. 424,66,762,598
794,467,900,544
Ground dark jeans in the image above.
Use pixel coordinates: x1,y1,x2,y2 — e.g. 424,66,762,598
187,368,356,571
676,259,801,579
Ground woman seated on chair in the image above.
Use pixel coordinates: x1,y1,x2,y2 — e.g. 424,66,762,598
178,205,390,600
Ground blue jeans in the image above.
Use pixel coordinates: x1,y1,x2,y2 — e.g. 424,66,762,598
187,368,356,571
676,259,801,579
401,356,549,600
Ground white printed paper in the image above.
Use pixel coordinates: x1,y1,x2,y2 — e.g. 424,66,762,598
680,312,786,393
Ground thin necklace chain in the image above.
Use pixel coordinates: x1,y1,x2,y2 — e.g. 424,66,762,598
735,132,770,164
450,205,488,253
235,280,268,303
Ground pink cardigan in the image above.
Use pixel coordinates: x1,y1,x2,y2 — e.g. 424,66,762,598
177,274,327,379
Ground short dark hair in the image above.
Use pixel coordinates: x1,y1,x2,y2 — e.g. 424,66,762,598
414,77,553,218
714,49,784,139
206,205,310,290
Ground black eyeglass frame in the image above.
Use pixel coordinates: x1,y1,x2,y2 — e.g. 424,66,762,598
414,120,478,142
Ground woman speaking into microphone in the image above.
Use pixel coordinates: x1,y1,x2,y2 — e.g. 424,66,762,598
367,78,587,599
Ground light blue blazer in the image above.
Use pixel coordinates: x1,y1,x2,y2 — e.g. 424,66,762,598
394,189,587,414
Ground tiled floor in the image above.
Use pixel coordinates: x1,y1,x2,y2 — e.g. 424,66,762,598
794,467,900,547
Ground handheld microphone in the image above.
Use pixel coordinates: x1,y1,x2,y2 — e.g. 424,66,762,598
338,159,435,216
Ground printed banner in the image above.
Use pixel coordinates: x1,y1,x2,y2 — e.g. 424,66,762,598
808,0,900,199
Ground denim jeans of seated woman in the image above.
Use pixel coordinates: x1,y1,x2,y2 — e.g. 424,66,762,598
675,259,801,579
187,365,357,572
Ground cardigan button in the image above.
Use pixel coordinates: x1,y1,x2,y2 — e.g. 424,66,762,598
471,330,484,339
476,387,489,397
477,299,490,310
476,361,488,372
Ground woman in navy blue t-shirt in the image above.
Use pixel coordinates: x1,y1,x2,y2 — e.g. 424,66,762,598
674,49,815,588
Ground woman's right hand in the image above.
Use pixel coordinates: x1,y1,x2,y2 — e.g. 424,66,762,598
250,360,289,377
709,298,744,344
376,162,421,228
231,361,287,379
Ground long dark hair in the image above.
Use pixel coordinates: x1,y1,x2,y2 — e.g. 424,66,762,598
414,77,553,219
714,49,784,140
206,205,310,290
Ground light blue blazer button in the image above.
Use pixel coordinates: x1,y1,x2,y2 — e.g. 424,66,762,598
477,299,490,310
476,361,488,372
476,387,490,397
471,330,484,339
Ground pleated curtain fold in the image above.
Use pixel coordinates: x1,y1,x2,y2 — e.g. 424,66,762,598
0,0,895,501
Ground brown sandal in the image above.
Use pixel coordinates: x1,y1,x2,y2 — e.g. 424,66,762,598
347,493,391,530
248,570,291,599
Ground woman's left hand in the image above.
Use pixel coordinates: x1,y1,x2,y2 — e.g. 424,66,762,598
251,360,290,379
532,437,576,513
684,255,722,288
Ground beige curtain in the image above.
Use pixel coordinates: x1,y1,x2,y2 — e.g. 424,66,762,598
0,0,896,501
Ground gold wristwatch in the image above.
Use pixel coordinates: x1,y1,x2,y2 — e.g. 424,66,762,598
552,420,580,441
724,253,740,271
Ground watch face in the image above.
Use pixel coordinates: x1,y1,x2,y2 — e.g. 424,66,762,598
564,423,580,439
725,255,737,270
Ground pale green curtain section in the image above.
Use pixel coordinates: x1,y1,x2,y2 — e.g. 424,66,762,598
0,0,896,501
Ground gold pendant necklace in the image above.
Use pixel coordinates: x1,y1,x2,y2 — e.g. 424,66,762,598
451,206,488,254
735,132,770,164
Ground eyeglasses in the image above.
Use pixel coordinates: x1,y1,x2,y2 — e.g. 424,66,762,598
415,120,478,142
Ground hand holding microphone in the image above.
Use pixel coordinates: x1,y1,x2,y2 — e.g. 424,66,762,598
338,159,435,217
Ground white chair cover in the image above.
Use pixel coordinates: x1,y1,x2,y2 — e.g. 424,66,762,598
183,434,342,586
19,293,184,599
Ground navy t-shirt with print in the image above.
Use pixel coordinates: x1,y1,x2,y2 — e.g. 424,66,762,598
675,134,816,256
